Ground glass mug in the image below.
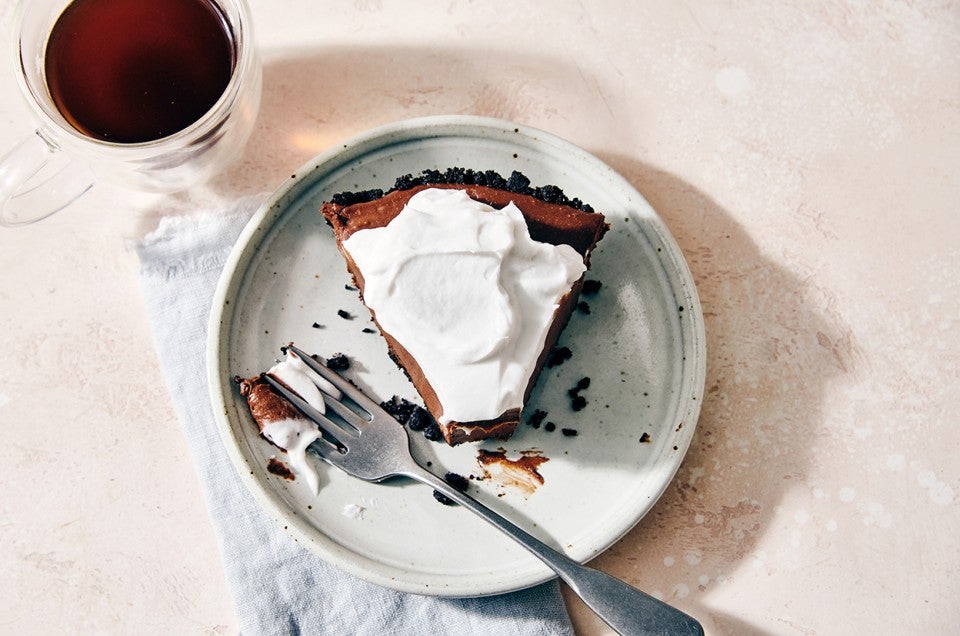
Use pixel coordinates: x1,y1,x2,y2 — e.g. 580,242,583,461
0,0,261,226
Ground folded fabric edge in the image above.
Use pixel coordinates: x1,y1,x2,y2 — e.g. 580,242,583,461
130,196,577,636
132,195,266,280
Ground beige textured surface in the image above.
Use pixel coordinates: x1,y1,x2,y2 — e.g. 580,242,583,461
1,1,958,634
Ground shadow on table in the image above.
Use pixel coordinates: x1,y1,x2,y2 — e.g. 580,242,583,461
569,155,856,633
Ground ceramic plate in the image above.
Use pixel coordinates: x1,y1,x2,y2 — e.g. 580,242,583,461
207,115,705,597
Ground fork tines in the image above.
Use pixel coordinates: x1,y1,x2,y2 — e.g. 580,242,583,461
264,344,379,449
286,344,382,416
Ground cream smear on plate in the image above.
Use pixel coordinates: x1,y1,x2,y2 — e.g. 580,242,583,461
260,349,340,495
341,187,585,424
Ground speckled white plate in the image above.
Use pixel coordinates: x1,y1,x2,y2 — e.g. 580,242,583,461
207,115,705,597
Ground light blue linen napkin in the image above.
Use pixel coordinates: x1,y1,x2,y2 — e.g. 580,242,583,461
134,198,575,636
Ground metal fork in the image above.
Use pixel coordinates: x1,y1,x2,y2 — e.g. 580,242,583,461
264,344,703,636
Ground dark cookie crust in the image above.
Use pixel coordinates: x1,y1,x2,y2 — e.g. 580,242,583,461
330,167,594,213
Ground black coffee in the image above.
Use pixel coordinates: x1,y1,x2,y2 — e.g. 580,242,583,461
45,0,235,143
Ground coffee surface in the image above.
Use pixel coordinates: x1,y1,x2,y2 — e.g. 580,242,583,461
45,0,235,143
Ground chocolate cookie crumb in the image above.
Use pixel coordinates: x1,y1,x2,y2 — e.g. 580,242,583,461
379,395,416,424
406,406,430,431
561,428,578,437
433,473,470,506
527,409,548,429
325,353,350,370
640,432,651,443
337,309,353,320
546,346,573,367
577,301,591,314
371,168,595,213
444,472,469,492
330,188,384,206
568,376,591,411
582,279,602,295
431,473,468,504
544,421,557,432
345,284,357,291
362,327,376,334
379,397,443,441
423,422,444,442
312,322,324,329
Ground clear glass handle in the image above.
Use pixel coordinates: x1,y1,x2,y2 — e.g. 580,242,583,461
0,131,95,227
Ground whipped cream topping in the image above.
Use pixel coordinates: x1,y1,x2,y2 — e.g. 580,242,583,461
341,187,586,424
260,349,341,495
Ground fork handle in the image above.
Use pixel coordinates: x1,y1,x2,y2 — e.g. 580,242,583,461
403,465,703,636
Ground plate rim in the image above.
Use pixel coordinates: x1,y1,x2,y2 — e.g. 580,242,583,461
206,114,706,596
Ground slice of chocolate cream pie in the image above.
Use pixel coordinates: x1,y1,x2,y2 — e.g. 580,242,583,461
321,168,608,445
